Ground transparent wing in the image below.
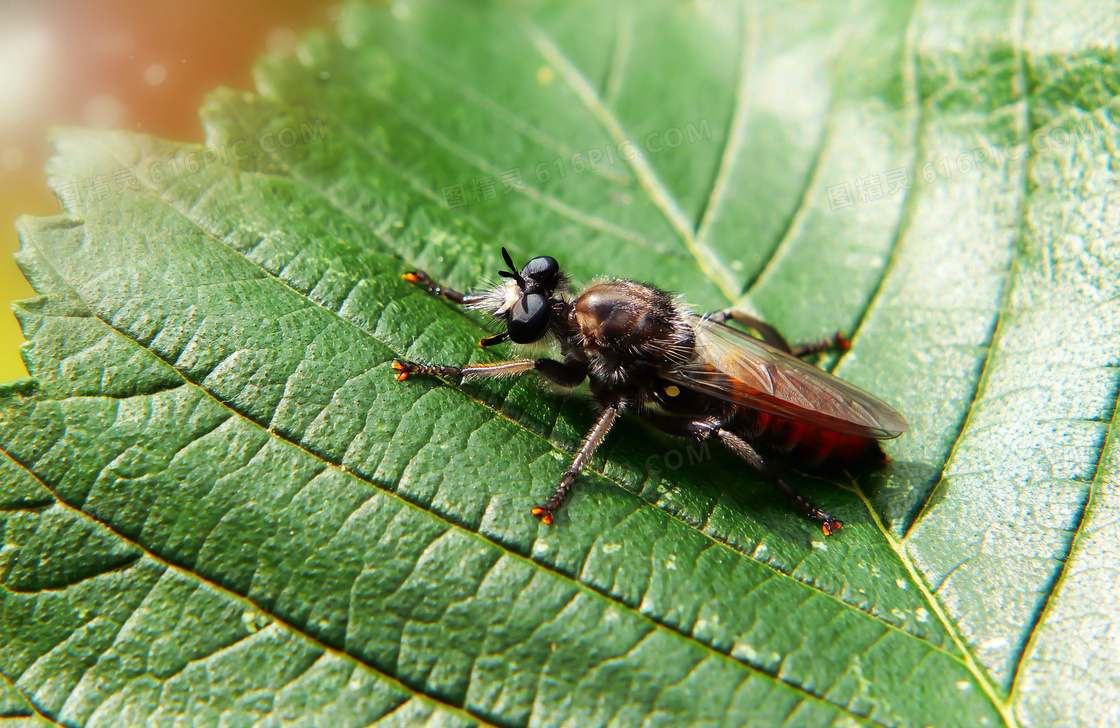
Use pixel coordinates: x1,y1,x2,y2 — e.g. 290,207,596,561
662,315,909,439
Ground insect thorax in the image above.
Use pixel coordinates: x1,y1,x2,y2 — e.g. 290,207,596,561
563,280,696,387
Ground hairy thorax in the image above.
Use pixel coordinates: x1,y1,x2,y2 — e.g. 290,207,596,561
564,281,695,387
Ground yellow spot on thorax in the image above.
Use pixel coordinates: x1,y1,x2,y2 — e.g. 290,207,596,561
664,385,680,397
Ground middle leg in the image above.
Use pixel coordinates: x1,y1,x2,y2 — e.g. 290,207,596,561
532,401,623,524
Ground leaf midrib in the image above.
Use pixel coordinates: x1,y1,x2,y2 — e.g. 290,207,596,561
1005,393,1120,702
516,6,1025,725
522,16,738,301
849,479,1022,728
855,0,1035,721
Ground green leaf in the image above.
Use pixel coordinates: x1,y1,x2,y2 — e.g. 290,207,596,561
2,1,1118,726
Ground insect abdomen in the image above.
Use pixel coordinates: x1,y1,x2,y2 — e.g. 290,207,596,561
735,409,883,467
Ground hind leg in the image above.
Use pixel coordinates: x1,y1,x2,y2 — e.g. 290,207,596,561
640,412,843,535
707,309,849,359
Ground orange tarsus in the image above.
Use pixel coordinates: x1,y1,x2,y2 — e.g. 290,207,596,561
531,507,553,525
403,271,420,283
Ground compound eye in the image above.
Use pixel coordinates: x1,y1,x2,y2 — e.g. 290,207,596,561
521,256,560,291
507,293,551,344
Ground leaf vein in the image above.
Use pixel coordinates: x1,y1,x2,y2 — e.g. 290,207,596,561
522,16,738,301
693,0,757,249
0,448,503,728
1007,385,1120,697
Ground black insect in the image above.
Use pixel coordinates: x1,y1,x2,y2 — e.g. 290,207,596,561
393,248,908,535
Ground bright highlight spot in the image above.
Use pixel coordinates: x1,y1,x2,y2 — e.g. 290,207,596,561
267,27,299,55
0,25,54,126
1,147,23,172
83,94,125,128
143,63,167,86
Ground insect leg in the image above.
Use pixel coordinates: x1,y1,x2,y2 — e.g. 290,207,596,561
403,268,485,306
790,332,850,359
393,357,587,388
403,270,512,348
706,310,794,353
639,414,841,534
714,428,843,536
707,309,850,359
532,402,622,525
638,411,719,439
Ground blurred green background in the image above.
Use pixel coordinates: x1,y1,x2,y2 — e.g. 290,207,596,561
0,0,337,383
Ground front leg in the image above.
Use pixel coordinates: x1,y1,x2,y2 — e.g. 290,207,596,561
532,401,623,524
403,268,479,306
393,357,587,388
404,269,512,348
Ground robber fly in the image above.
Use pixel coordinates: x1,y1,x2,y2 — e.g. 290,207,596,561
393,249,908,535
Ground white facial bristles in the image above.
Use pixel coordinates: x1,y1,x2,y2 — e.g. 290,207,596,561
468,280,522,318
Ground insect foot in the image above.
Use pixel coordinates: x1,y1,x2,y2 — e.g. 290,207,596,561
391,360,461,381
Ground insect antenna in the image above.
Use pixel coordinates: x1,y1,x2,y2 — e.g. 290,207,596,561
498,247,526,289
